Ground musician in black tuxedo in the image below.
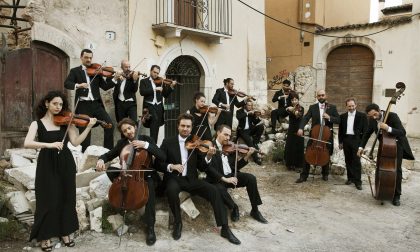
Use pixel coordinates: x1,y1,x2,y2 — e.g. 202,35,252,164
296,90,340,183
106,60,139,123
338,98,367,190
357,103,414,206
64,49,115,151
236,100,264,165
139,65,175,143
206,124,267,224
95,118,165,246
156,113,241,245
271,79,292,133
212,78,247,130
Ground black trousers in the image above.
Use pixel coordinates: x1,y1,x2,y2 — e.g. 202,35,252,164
165,176,227,227
76,100,114,151
237,126,264,148
143,103,163,143
270,108,287,129
343,135,362,185
115,100,137,123
214,111,234,130
213,172,262,209
106,167,158,227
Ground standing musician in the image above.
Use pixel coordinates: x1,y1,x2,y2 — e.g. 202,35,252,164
338,98,368,190
156,113,241,245
187,91,222,141
271,79,292,133
140,65,176,143
107,60,140,123
206,124,268,224
212,78,247,130
357,103,414,206
236,100,264,165
296,89,340,183
95,118,166,246
64,48,115,151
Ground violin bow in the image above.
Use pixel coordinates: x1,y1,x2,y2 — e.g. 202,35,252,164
234,139,239,189
182,128,208,169
360,154,376,198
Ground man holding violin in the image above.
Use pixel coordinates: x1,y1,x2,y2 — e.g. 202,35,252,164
212,78,248,130
236,100,264,165
156,113,241,245
206,124,268,224
107,59,140,123
95,118,166,246
296,89,340,183
140,65,176,143
64,48,115,151
271,79,292,133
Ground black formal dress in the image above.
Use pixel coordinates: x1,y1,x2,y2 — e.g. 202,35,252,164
189,106,213,141
284,106,305,169
271,89,291,130
64,65,115,151
236,108,264,148
338,111,367,185
298,102,340,179
360,111,414,198
157,135,228,227
99,135,165,227
106,76,139,123
29,120,78,242
212,88,246,130
139,78,174,143
206,140,263,209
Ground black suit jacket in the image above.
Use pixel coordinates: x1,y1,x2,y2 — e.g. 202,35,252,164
299,103,340,130
157,135,208,180
272,89,291,110
139,78,173,106
106,77,139,102
338,111,368,144
64,65,113,104
212,87,246,111
205,140,248,184
360,112,414,160
236,108,261,130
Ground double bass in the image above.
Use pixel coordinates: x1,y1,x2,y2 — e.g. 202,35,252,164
368,82,406,201
108,119,151,211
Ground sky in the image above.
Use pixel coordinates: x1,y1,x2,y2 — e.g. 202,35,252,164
370,0,403,22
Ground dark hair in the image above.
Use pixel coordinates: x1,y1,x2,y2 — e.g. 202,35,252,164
35,91,69,119
365,103,380,113
223,78,233,85
193,91,205,103
282,79,291,85
117,118,137,133
150,65,160,71
288,91,299,100
216,124,231,133
345,97,356,106
80,49,93,57
177,113,194,126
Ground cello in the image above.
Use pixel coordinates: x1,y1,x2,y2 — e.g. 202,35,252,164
108,119,151,211
368,82,406,201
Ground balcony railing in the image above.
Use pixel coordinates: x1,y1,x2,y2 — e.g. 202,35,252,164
154,0,232,38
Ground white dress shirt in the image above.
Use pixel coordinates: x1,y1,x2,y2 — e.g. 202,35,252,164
79,65,95,100
346,111,355,135
318,102,325,124
147,77,160,105
178,135,189,176
216,140,232,175
112,78,134,102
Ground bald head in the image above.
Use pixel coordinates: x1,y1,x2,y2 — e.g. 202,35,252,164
316,89,327,103
121,59,130,72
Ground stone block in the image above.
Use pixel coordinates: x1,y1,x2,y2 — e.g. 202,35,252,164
107,214,124,231
281,123,289,131
0,217,8,223
402,167,411,180
0,159,11,169
4,148,37,160
25,190,36,201
260,140,275,155
180,198,200,219
86,198,105,212
10,153,32,168
76,200,89,231
4,165,36,190
331,163,346,175
79,145,110,172
155,210,169,228
76,186,91,202
76,168,103,188
89,207,102,232
6,191,31,215
179,191,191,203
89,174,112,200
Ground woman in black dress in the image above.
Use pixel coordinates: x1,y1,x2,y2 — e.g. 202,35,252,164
187,91,222,140
24,91,96,251
284,92,304,171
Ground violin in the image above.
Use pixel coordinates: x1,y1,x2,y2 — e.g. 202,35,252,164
54,111,112,128
199,105,221,114
185,135,217,153
248,110,262,117
291,104,303,118
122,70,148,79
153,77,183,86
222,141,265,155
85,63,117,78
227,89,256,101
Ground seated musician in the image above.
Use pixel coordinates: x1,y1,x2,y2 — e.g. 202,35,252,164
206,124,268,224
156,113,241,245
357,103,414,206
271,79,292,133
236,100,264,165
95,118,166,246
296,89,340,183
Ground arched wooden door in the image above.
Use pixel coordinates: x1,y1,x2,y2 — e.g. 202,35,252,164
164,56,201,138
325,45,374,113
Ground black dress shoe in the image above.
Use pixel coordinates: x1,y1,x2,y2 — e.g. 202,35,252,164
146,226,156,246
322,175,328,181
295,177,307,183
392,198,401,206
220,227,241,245
231,205,240,222
355,184,362,190
345,180,353,185
250,210,268,224
172,222,182,240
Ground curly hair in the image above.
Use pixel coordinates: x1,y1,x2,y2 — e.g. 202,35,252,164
35,91,69,119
